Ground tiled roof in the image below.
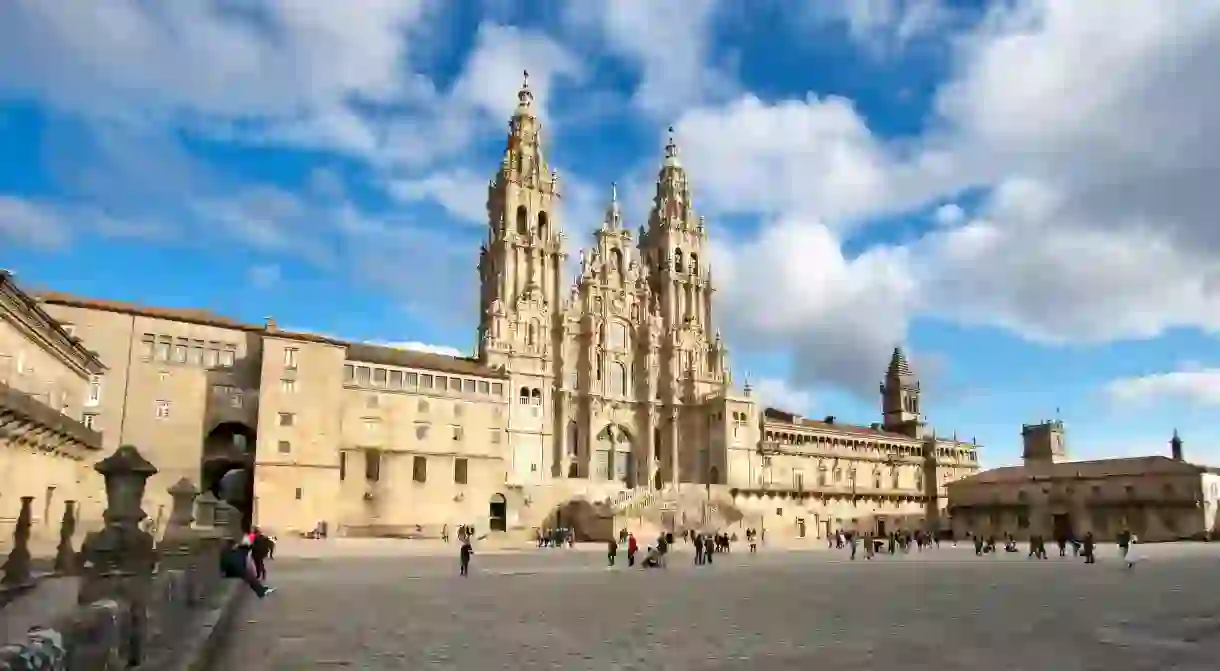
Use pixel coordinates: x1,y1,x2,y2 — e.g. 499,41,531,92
762,406,916,441
1,277,105,371
36,291,504,378
346,343,507,379
950,456,1207,486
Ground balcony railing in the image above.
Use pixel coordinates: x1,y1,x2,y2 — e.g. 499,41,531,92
0,380,102,449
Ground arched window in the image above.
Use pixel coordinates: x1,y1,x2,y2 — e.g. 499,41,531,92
654,427,662,459
567,421,579,456
595,353,603,381
519,387,530,405
690,253,699,275
516,205,528,235
611,362,628,397
527,319,540,347
530,387,542,405
610,248,623,275
674,248,684,273
609,322,626,350
537,211,549,241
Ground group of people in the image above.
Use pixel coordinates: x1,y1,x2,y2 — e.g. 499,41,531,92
831,529,941,560
220,526,277,598
971,529,1138,567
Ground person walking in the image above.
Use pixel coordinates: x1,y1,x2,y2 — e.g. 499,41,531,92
460,539,474,576
627,533,638,567
607,538,618,567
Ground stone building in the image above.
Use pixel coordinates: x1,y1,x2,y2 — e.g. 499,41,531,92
0,270,105,553
22,76,758,539
743,347,981,540
8,77,985,542
946,422,1220,542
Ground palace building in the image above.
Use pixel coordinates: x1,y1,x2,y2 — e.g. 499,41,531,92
946,423,1220,542
2,76,982,543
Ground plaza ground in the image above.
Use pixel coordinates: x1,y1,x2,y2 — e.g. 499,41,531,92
212,541,1220,670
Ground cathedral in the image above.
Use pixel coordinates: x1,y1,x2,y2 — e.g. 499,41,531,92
2,73,980,546
475,73,748,498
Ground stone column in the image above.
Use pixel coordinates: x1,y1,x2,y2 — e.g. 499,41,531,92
160,479,200,596
192,492,225,603
1,495,34,589
77,445,158,667
642,407,656,491
214,501,242,544
669,409,681,489
557,390,572,478
53,500,78,575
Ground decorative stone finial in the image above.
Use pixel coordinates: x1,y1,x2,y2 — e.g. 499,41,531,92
167,478,199,530
664,126,680,167
194,491,220,528
516,69,534,114
94,445,157,526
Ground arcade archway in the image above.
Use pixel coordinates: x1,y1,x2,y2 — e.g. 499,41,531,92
489,493,507,532
202,421,256,531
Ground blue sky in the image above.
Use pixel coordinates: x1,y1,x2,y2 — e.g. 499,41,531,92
3,0,1220,468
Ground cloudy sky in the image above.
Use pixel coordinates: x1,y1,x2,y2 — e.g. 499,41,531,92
3,0,1219,467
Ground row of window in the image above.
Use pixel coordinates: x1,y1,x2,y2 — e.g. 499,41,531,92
340,450,470,485
141,334,237,368
343,364,504,399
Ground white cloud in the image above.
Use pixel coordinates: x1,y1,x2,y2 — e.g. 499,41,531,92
0,196,72,249
388,169,488,226
805,0,957,55
562,0,733,116
380,341,465,357
667,0,1220,396
1106,369,1220,408
751,377,816,415
673,94,959,230
0,1,431,132
246,264,282,289
933,203,964,227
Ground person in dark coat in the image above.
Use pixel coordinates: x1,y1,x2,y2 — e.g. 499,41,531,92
220,536,273,598
460,539,474,576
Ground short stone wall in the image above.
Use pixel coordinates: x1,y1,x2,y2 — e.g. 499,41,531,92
0,445,247,670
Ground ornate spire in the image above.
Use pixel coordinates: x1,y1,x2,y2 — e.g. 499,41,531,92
887,346,913,378
663,126,681,168
604,181,621,229
515,70,534,116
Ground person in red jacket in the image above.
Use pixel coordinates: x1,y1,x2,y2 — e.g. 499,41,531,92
626,533,638,567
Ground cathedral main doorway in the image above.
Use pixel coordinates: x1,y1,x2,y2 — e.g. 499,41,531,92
594,424,635,486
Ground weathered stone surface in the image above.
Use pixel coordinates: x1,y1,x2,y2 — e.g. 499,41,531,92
213,544,1220,670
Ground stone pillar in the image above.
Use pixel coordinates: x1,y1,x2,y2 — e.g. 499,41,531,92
669,409,681,488
191,491,225,604
642,408,656,491
558,390,572,478
161,478,203,603
53,500,78,575
215,500,242,542
1,495,34,588
77,445,158,667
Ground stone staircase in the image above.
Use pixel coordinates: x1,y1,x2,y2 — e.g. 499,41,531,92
612,487,747,534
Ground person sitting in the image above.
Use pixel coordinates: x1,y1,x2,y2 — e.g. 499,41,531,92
642,546,663,568
220,535,275,598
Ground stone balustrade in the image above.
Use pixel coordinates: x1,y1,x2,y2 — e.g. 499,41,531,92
0,445,245,670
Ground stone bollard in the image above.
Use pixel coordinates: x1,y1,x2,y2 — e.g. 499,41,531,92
192,492,225,603
160,478,201,601
53,500,79,575
76,445,159,667
214,501,242,544
1,495,34,590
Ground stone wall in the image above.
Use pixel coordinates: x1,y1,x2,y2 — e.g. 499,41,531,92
0,445,246,670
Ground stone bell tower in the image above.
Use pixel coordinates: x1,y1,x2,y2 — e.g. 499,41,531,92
477,71,567,368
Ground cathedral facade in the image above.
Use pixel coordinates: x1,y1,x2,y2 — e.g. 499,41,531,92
474,75,751,499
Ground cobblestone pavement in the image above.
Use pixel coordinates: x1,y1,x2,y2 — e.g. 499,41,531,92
212,543,1220,670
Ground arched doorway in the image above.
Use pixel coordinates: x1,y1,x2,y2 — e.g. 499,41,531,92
202,422,257,531
595,424,634,485
708,466,720,485
548,498,613,542
489,493,507,532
